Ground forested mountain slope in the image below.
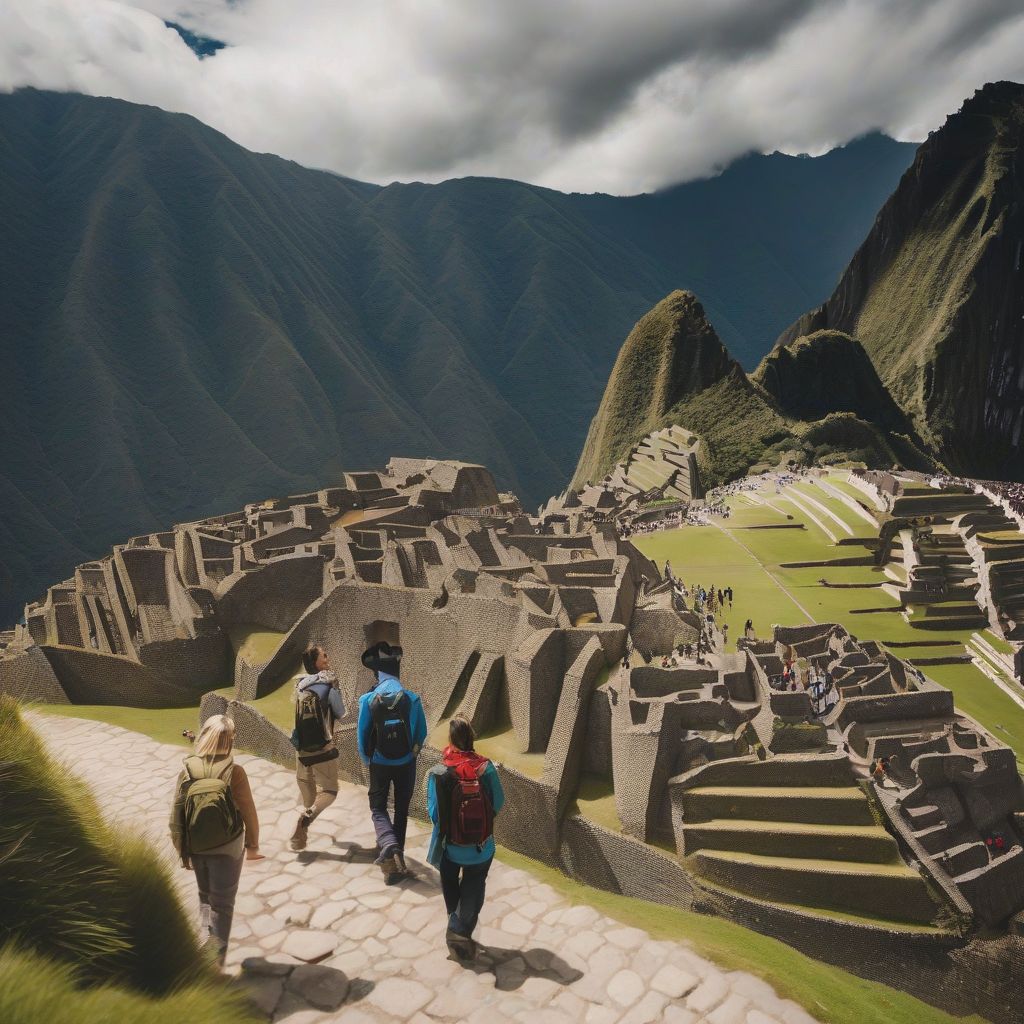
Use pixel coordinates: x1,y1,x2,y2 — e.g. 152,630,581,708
777,81,1024,482
0,89,914,622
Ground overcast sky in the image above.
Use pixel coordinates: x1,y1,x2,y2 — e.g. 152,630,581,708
3,0,1024,194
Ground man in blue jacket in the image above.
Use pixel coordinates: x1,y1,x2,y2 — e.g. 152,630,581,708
357,641,427,883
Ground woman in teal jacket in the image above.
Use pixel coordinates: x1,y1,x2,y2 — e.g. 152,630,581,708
426,716,505,960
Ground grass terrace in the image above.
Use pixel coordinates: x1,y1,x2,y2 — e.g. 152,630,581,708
497,847,984,1024
635,472,1024,761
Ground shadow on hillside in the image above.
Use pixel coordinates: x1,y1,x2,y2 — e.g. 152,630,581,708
462,945,584,990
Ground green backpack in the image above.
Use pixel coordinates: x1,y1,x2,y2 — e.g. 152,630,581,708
182,755,243,854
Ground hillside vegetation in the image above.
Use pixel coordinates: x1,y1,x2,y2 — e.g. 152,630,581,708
572,292,935,490
776,81,1024,482
0,697,256,1023
0,89,916,623
576,83,1024,492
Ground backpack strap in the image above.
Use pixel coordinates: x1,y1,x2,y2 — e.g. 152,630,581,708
185,754,233,781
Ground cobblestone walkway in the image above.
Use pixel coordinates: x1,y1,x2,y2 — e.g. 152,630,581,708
35,715,820,1024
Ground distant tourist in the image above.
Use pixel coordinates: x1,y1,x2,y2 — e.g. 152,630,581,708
426,717,505,961
169,714,263,966
289,644,345,851
358,641,427,883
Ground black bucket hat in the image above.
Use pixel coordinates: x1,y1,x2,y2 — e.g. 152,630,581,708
361,641,403,676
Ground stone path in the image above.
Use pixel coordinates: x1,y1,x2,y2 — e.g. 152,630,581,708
34,714,820,1024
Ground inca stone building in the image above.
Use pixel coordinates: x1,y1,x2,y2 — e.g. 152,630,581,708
2,457,1022,1019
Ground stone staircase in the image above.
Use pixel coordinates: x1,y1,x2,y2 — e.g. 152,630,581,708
903,525,986,630
677,758,947,928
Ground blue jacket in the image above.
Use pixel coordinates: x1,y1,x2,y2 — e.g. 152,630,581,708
356,674,427,765
426,759,505,867
296,672,346,724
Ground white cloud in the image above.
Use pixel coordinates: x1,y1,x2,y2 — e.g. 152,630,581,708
1,0,1023,194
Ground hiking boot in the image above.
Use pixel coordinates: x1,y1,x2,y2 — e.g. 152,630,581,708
445,928,475,961
395,850,414,878
374,845,400,881
289,813,311,852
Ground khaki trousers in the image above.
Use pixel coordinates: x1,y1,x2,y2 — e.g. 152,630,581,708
296,751,339,819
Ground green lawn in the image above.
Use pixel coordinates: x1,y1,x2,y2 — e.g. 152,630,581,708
33,678,301,744
475,721,546,780
637,523,811,644
569,772,619,831
225,625,287,665
789,481,878,539
31,694,231,747
921,662,1024,762
245,677,300,732
981,630,1016,656
495,847,983,1024
635,476,1024,760
823,475,886,511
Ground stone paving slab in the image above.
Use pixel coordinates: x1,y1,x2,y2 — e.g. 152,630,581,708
32,714,821,1024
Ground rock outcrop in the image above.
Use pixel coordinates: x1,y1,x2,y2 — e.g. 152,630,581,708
777,81,1024,481
752,330,906,428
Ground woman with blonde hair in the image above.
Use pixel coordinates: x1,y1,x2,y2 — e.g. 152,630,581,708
170,714,263,964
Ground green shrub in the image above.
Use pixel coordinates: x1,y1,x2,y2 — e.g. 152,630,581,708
0,698,249,1008
0,945,256,1024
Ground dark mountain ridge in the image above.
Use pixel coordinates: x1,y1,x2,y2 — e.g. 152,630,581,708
574,83,1024,494
0,88,916,623
777,81,1024,481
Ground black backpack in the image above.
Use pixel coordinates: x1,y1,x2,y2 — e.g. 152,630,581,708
293,680,332,753
370,691,412,760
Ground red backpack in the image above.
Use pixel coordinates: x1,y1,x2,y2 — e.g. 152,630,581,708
447,760,494,848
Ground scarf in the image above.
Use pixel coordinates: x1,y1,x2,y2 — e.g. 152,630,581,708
441,744,489,774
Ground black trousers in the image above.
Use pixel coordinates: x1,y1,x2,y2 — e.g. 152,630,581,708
439,853,492,936
368,760,416,852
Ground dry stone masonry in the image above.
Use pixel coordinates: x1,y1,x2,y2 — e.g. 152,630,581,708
3,457,1023,1018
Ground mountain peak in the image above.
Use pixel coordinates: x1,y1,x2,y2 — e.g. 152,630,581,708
954,79,1024,121
774,78,1024,481
570,291,748,488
